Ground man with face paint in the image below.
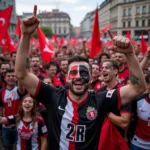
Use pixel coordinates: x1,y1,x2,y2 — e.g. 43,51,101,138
15,5,146,150
67,63,90,96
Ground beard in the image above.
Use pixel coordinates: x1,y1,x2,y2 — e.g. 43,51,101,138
32,64,39,71
68,78,89,96
62,69,67,75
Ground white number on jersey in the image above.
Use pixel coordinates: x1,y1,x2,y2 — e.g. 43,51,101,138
66,123,86,142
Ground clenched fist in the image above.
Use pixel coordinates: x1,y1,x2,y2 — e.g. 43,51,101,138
107,30,133,54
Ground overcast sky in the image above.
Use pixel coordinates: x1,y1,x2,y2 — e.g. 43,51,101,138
16,0,104,27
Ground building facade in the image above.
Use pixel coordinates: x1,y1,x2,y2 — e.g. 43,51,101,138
37,9,72,36
80,11,94,38
109,0,150,41
81,0,150,41
101,0,150,41
0,0,17,35
73,27,81,37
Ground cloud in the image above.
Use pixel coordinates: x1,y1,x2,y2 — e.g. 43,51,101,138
15,0,102,26
73,6,93,11
38,0,81,4
16,3,56,15
16,0,81,5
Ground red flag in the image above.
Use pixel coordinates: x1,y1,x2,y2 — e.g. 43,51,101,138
126,31,135,46
71,37,77,46
141,34,147,54
37,27,54,63
0,6,13,45
101,23,112,35
98,118,129,150
30,36,36,44
52,34,58,44
6,32,16,53
1,38,8,53
90,8,101,58
59,36,64,46
15,17,21,38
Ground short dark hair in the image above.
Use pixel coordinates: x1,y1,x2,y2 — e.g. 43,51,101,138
145,73,150,84
47,61,57,69
31,55,39,59
0,62,10,68
99,53,110,63
11,52,16,57
103,59,119,71
60,58,68,63
5,68,14,75
68,55,89,66
55,51,61,58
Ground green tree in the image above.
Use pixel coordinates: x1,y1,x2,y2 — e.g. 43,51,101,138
32,26,53,38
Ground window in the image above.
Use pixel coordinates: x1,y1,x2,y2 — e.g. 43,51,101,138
149,5,150,13
136,20,139,27
64,27,66,34
136,7,140,14
142,20,145,26
142,6,146,14
128,8,131,16
59,27,61,34
54,25,57,33
124,0,127,2
3,1,6,7
128,21,131,27
148,19,150,26
123,9,126,16
123,22,126,28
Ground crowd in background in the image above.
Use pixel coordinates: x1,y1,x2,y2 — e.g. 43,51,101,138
0,32,150,150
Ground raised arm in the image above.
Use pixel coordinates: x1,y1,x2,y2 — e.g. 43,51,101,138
15,5,39,96
140,47,150,71
108,30,147,105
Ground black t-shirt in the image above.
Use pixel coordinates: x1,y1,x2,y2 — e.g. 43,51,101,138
99,83,132,137
33,80,120,150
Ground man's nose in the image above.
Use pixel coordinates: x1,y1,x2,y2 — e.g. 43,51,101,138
76,72,81,78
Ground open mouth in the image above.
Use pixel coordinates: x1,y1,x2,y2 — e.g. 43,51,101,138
24,106,30,109
103,74,108,78
74,82,84,86
73,82,84,90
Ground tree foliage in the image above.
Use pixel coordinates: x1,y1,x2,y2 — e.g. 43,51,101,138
32,26,53,38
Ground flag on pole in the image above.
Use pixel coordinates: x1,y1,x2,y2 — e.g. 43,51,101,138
15,17,21,38
90,7,101,58
101,23,112,35
0,6,13,46
141,34,147,54
37,27,54,63
125,31,135,46
6,32,16,53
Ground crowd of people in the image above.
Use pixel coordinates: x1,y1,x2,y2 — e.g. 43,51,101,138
0,5,149,150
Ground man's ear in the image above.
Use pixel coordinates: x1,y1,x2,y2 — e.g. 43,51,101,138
114,69,118,76
4,75,6,82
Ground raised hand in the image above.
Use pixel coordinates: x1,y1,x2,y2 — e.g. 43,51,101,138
21,5,39,35
107,30,133,54
146,47,150,58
